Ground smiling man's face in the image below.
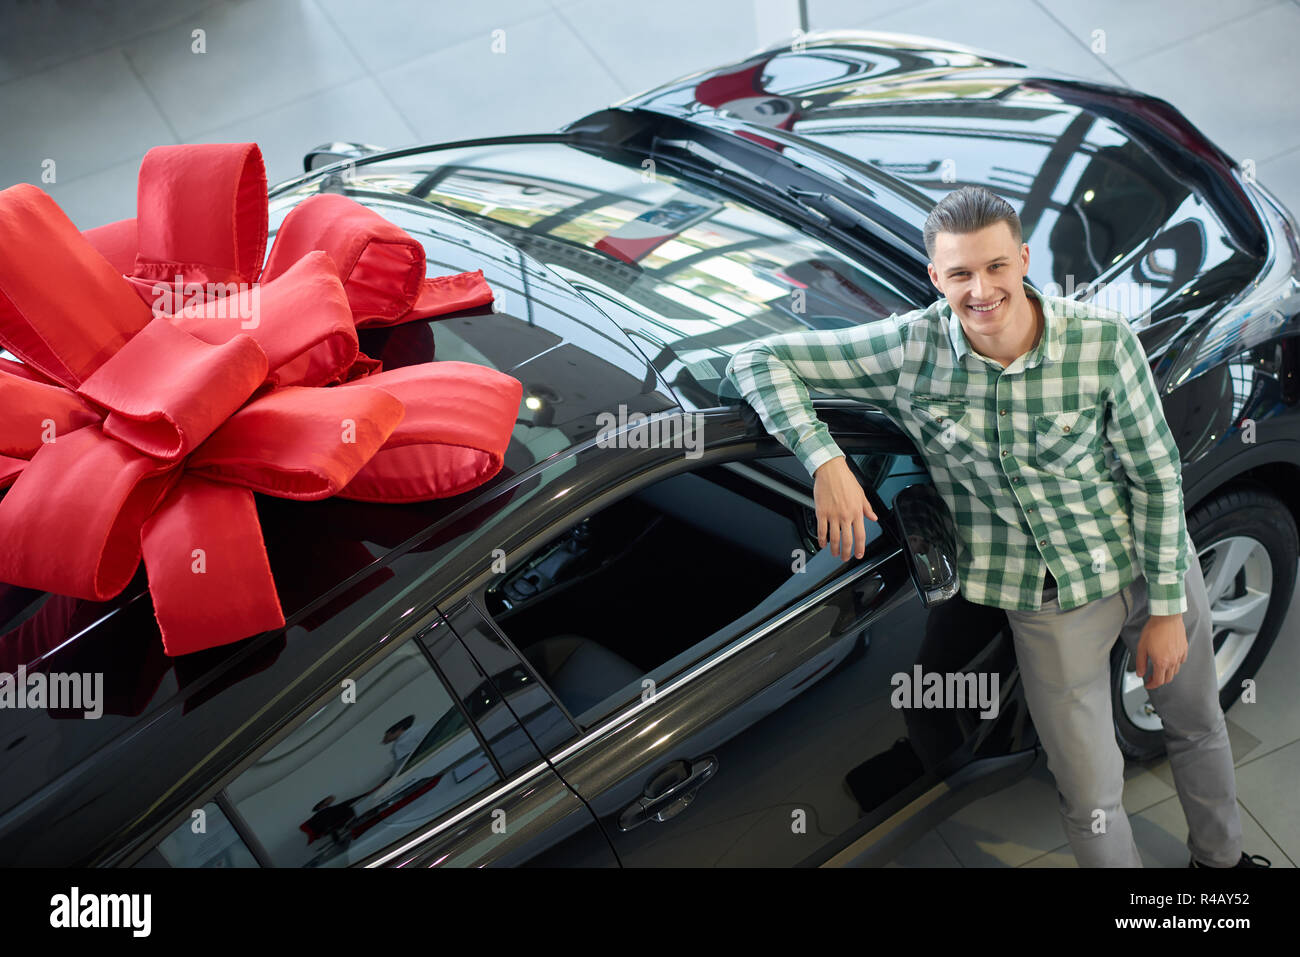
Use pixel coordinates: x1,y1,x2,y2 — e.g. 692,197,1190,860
926,220,1033,352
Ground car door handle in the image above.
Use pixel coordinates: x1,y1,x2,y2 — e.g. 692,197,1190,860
618,755,718,831
834,571,888,636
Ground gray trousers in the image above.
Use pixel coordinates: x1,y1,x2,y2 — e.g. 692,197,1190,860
1004,546,1243,867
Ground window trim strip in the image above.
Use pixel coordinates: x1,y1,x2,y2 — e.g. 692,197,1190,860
365,544,903,865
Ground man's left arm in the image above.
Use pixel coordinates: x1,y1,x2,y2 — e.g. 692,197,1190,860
1103,320,1190,617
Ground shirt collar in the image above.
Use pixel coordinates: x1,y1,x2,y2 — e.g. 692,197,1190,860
942,280,1062,368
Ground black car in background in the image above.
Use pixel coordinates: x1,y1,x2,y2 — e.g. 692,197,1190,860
1,31,1297,867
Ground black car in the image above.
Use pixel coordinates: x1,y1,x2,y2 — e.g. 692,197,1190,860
2,30,1297,868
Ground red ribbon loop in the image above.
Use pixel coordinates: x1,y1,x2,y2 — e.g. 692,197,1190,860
0,371,100,459
0,142,521,656
339,362,522,502
187,384,405,499
0,185,151,387
79,319,269,461
0,427,180,601
171,250,360,388
263,193,494,326
132,143,268,289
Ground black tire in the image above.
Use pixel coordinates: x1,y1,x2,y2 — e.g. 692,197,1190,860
1111,485,1298,762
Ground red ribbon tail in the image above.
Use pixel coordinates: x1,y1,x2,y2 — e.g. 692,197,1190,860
403,270,494,322
141,477,284,656
0,427,178,600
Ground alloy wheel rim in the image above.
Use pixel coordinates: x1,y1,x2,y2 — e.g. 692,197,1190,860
1120,535,1272,733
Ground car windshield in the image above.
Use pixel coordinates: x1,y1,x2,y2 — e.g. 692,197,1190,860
316,140,921,410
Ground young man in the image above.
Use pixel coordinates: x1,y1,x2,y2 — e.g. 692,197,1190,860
725,185,1269,868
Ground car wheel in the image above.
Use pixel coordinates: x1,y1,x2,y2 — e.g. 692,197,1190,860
1111,485,1298,762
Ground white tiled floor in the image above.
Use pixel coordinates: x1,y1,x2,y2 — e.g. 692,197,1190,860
1,0,1297,867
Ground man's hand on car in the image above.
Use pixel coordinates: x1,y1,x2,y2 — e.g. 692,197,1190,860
813,455,878,561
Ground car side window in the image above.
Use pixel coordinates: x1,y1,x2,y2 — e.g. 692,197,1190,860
133,801,258,868
212,639,500,867
480,450,913,731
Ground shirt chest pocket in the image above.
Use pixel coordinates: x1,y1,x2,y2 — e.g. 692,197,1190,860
910,394,980,465
1034,405,1102,478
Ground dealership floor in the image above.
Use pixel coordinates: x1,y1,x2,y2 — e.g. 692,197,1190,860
3,0,1298,229
1,0,1297,867
886,576,1300,867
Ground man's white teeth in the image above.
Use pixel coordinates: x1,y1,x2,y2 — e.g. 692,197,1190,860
970,298,1003,312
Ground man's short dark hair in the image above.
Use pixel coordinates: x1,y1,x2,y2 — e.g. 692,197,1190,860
385,715,415,737
923,186,1023,260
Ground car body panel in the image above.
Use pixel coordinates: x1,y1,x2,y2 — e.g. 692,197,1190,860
361,762,618,868
607,31,1283,375
2,30,1299,865
414,432,1036,867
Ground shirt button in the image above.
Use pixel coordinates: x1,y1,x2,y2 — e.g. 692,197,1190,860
1000,450,1008,457
1063,425,1071,433
1039,539,1046,546
1027,506,1034,512
999,409,1007,415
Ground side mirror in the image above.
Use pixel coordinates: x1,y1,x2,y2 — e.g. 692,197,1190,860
892,482,960,606
302,142,385,173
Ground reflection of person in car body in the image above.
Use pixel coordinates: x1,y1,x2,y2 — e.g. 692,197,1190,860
382,714,419,770
726,186,1269,868
300,794,359,848
381,714,435,780
318,714,434,823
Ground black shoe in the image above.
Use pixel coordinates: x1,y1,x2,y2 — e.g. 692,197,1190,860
1188,852,1271,868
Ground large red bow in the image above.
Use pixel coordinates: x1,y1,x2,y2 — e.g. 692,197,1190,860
0,143,521,656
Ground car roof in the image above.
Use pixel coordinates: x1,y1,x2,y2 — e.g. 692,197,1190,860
609,30,1272,343
0,183,682,829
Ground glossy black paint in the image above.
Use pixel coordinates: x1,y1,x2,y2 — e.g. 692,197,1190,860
2,29,1298,867
601,31,1295,399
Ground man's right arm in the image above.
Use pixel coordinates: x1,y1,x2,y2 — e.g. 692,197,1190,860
723,317,906,479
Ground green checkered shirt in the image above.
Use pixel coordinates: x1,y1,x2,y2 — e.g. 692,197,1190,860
725,280,1190,615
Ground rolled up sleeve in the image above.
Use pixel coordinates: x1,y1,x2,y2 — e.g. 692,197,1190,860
724,318,904,479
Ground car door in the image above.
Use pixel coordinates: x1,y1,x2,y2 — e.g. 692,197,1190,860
135,611,617,868
452,422,1036,866
357,612,616,867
